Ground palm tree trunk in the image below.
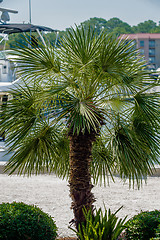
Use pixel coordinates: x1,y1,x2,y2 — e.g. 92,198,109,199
68,131,96,230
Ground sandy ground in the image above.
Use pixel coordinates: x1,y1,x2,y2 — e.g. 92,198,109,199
0,174,160,237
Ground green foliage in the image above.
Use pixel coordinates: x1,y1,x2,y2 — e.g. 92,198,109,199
4,17,160,50
79,17,108,35
71,206,127,240
3,32,57,50
0,202,57,240
1,25,160,186
150,224,160,239
126,210,160,240
70,17,160,35
132,20,157,33
105,17,133,35
1,83,69,177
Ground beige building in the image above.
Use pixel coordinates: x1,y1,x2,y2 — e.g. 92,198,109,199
120,33,160,69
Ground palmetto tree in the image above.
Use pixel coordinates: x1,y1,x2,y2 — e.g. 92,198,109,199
1,27,160,230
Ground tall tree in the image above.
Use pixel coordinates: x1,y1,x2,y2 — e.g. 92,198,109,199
1,27,160,230
105,17,133,34
132,20,157,33
79,17,133,36
79,17,108,35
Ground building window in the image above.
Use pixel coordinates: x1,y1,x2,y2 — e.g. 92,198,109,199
149,40,155,48
139,49,145,55
149,48,155,56
140,40,144,47
149,56,155,63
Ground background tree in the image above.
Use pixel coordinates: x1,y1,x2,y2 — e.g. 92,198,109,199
4,18,160,50
132,20,157,33
79,17,108,35
1,27,160,231
105,17,133,33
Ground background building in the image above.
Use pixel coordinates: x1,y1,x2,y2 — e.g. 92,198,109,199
120,33,160,70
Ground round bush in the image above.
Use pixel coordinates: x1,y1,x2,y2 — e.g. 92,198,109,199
0,202,57,240
150,224,160,239
126,210,160,240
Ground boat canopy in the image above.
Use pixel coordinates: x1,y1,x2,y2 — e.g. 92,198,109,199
0,23,56,34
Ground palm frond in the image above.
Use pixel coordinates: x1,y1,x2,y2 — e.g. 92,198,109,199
10,43,61,82
4,122,69,177
0,82,39,149
61,25,104,69
109,116,160,187
91,137,115,186
133,92,160,126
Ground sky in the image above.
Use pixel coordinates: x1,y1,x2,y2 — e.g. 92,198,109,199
0,0,160,31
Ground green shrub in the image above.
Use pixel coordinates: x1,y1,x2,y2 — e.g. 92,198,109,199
150,224,160,240
126,210,160,240
71,206,127,240
0,202,57,240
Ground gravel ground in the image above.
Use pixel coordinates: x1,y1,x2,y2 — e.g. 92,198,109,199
0,174,160,237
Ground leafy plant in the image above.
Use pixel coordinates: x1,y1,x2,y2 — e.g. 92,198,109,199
0,202,57,240
1,25,160,229
71,206,127,240
126,210,160,240
150,224,160,239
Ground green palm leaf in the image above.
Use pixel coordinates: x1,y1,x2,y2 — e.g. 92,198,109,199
4,121,69,177
1,25,160,188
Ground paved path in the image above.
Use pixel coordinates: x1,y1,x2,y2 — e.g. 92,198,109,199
0,174,160,237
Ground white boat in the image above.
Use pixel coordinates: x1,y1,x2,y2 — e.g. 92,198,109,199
0,15,56,162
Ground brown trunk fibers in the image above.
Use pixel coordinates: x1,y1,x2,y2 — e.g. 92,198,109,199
68,130,97,230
